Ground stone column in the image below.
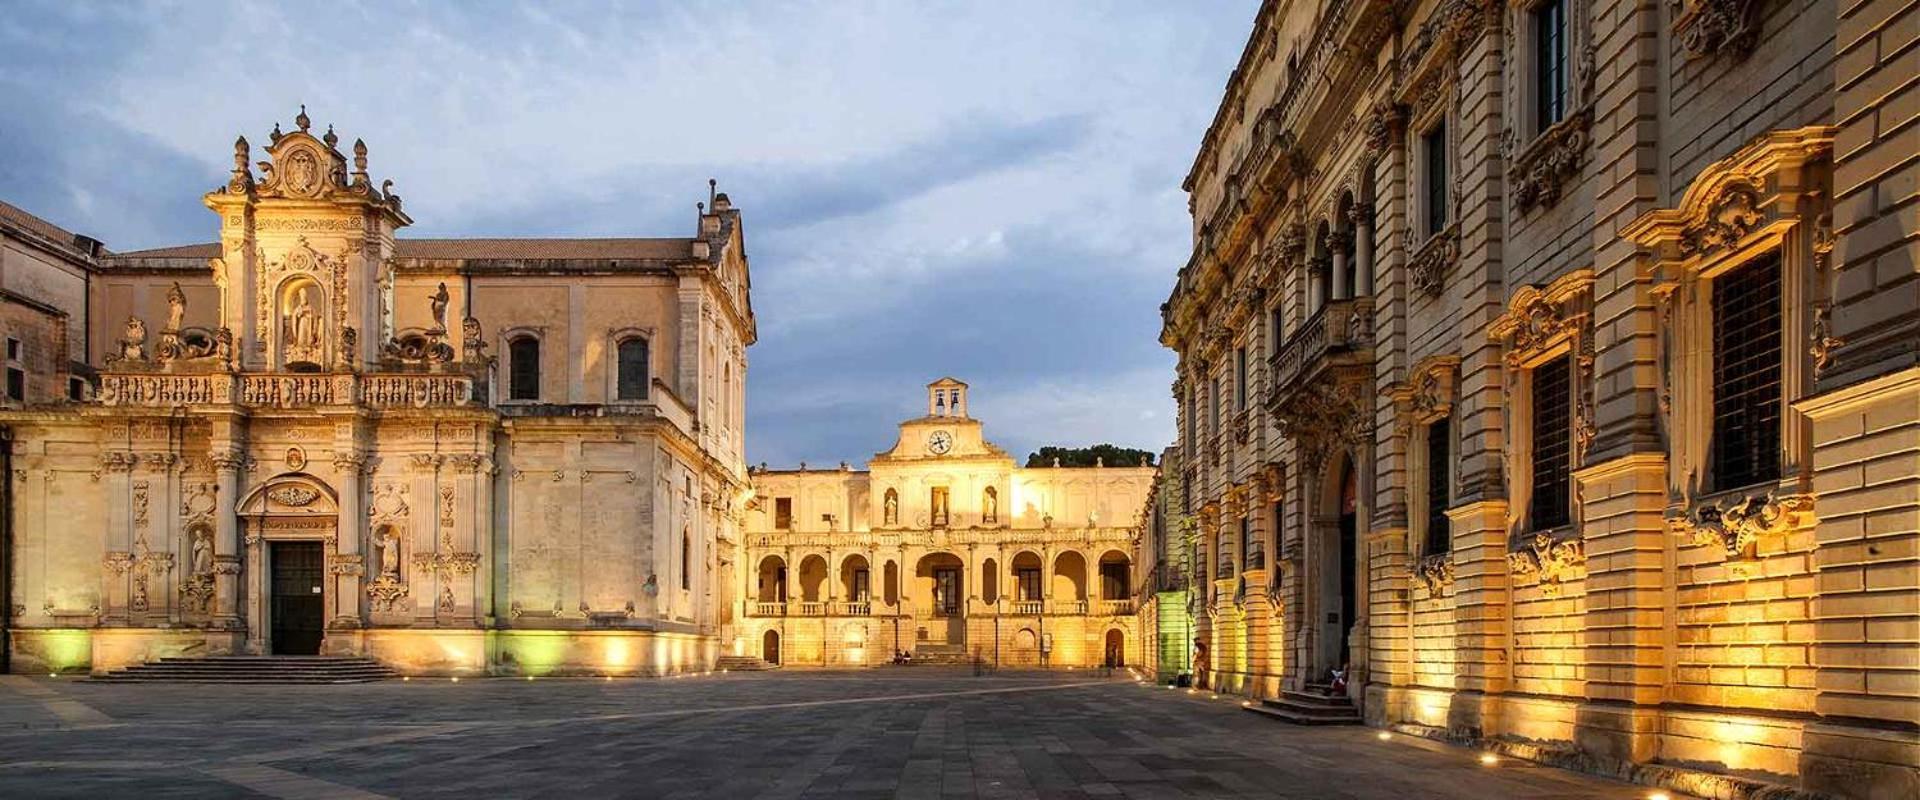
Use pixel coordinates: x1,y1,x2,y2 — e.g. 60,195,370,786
469,456,495,625
1308,263,1327,312
1445,500,1511,738
1352,210,1374,297
1331,248,1351,302
211,451,244,634
331,451,366,629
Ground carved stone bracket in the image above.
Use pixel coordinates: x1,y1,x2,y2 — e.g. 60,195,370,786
1510,108,1592,214
366,576,408,611
1408,229,1459,298
1676,0,1761,60
1507,532,1586,596
1413,553,1456,595
1667,489,1813,559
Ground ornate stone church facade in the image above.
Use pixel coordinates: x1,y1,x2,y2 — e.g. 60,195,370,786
739,379,1154,668
1163,1,1915,798
2,108,754,677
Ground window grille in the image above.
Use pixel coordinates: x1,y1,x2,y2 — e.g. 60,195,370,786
507,337,540,401
616,338,649,400
1711,252,1783,491
1534,0,1567,133
1424,123,1449,235
1426,418,1452,555
1531,356,1572,530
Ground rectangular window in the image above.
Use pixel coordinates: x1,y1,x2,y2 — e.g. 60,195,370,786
1530,356,1573,531
1017,568,1042,601
5,367,21,402
1240,516,1255,569
1712,252,1784,491
1235,348,1248,410
1210,378,1222,437
1424,123,1449,236
507,337,541,401
1534,0,1567,134
1271,306,1285,353
68,377,85,401
1425,418,1452,555
5,337,19,360
774,497,793,530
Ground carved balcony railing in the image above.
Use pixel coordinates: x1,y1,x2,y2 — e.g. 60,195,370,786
1096,599,1135,616
1011,600,1044,615
1054,599,1088,615
840,601,871,616
98,370,477,410
754,601,787,617
795,601,826,616
1266,297,1376,396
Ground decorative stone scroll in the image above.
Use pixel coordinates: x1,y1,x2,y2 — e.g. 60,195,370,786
1509,108,1592,214
1407,229,1458,298
1507,532,1585,596
1272,377,1369,471
1667,489,1812,559
1489,270,1594,368
1413,553,1455,595
1675,0,1761,60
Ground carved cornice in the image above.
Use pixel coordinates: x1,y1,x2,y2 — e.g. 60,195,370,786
1622,126,1835,266
1273,378,1369,469
1391,355,1462,424
1489,270,1594,368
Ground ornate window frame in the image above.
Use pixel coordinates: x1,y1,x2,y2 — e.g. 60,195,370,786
1503,0,1596,215
1398,55,1464,298
1489,269,1596,542
604,326,656,404
1624,126,1833,560
1393,355,1462,595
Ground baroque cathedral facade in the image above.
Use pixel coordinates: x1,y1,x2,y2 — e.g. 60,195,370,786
1160,1,1915,798
1,108,753,676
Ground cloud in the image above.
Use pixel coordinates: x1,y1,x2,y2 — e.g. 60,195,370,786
0,0,1259,465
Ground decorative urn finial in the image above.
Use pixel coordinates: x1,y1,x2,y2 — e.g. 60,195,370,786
295,104,311,132
323,124,338,149
269,122,283,144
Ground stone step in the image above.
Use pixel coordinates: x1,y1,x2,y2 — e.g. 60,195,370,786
1244,702,1363,726
1261,696,1362,718
1278,689,1354,707
715,656,778,671
90,656,396,684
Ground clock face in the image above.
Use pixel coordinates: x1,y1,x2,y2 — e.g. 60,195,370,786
926,430,954,455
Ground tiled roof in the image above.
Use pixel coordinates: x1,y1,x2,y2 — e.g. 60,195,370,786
112,238,695,261
0,200,90,255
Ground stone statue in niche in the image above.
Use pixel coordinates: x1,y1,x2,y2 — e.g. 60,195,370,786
284,286,323,363
191,530,213,577
884,490,899,526
375,527,402,579
429,282,450,332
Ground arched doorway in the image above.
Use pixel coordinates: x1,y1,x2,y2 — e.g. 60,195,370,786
756,556,788,605
913,552,966,644
762,630,781,665
1104,629,1125,668
236,474,341,656
1315,456,1360,686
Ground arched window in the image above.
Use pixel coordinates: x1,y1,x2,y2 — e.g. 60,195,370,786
616,338,649,401
508,336,541,401
680,528,691,590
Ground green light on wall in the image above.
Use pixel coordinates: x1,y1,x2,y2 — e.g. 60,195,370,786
41,629,92,673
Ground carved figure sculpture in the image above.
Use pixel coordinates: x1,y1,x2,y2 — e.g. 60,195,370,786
429,282,450,332
884,490,899,526
285,287,322,362
377,527,401,578
165,282,186,332
120,317,148,361
191,531,213,577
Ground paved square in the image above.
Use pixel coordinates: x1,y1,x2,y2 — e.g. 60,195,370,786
0,670,1659,799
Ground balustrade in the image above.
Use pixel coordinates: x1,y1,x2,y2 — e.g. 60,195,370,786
96,370,476,410
754,601,786,617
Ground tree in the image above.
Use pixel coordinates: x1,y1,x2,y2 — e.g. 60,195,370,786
1024,444,1156,468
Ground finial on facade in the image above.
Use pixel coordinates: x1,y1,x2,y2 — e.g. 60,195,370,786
233,136,249,167
296,104,311,132
269,122,283,144
353,138,368,168
708,177,717,208
697,201,705,215
323,124,338,149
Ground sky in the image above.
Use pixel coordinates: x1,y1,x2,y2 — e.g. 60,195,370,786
0,0,1258,467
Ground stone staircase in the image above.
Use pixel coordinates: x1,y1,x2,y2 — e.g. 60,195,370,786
906,643,972,666
1243,683,1363,726
89,655,397,684
715,655,778,671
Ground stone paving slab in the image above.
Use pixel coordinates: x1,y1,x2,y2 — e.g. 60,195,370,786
0,669,1663,799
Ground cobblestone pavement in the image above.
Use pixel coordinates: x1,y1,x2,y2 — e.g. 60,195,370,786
0,669,1662,799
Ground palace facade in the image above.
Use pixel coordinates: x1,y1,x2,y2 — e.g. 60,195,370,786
738,379,1154,668
1,108,754,677
1161,1,1915,798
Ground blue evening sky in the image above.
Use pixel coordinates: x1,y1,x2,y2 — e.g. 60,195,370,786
0,0,1258,466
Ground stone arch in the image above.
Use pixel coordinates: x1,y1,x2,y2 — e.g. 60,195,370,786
796,554,828,603
1097,549,1132,600
1010,550,1044,602
1051,550,1088,602
236,473,340,516
755,554,787,603
839,553,871,602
